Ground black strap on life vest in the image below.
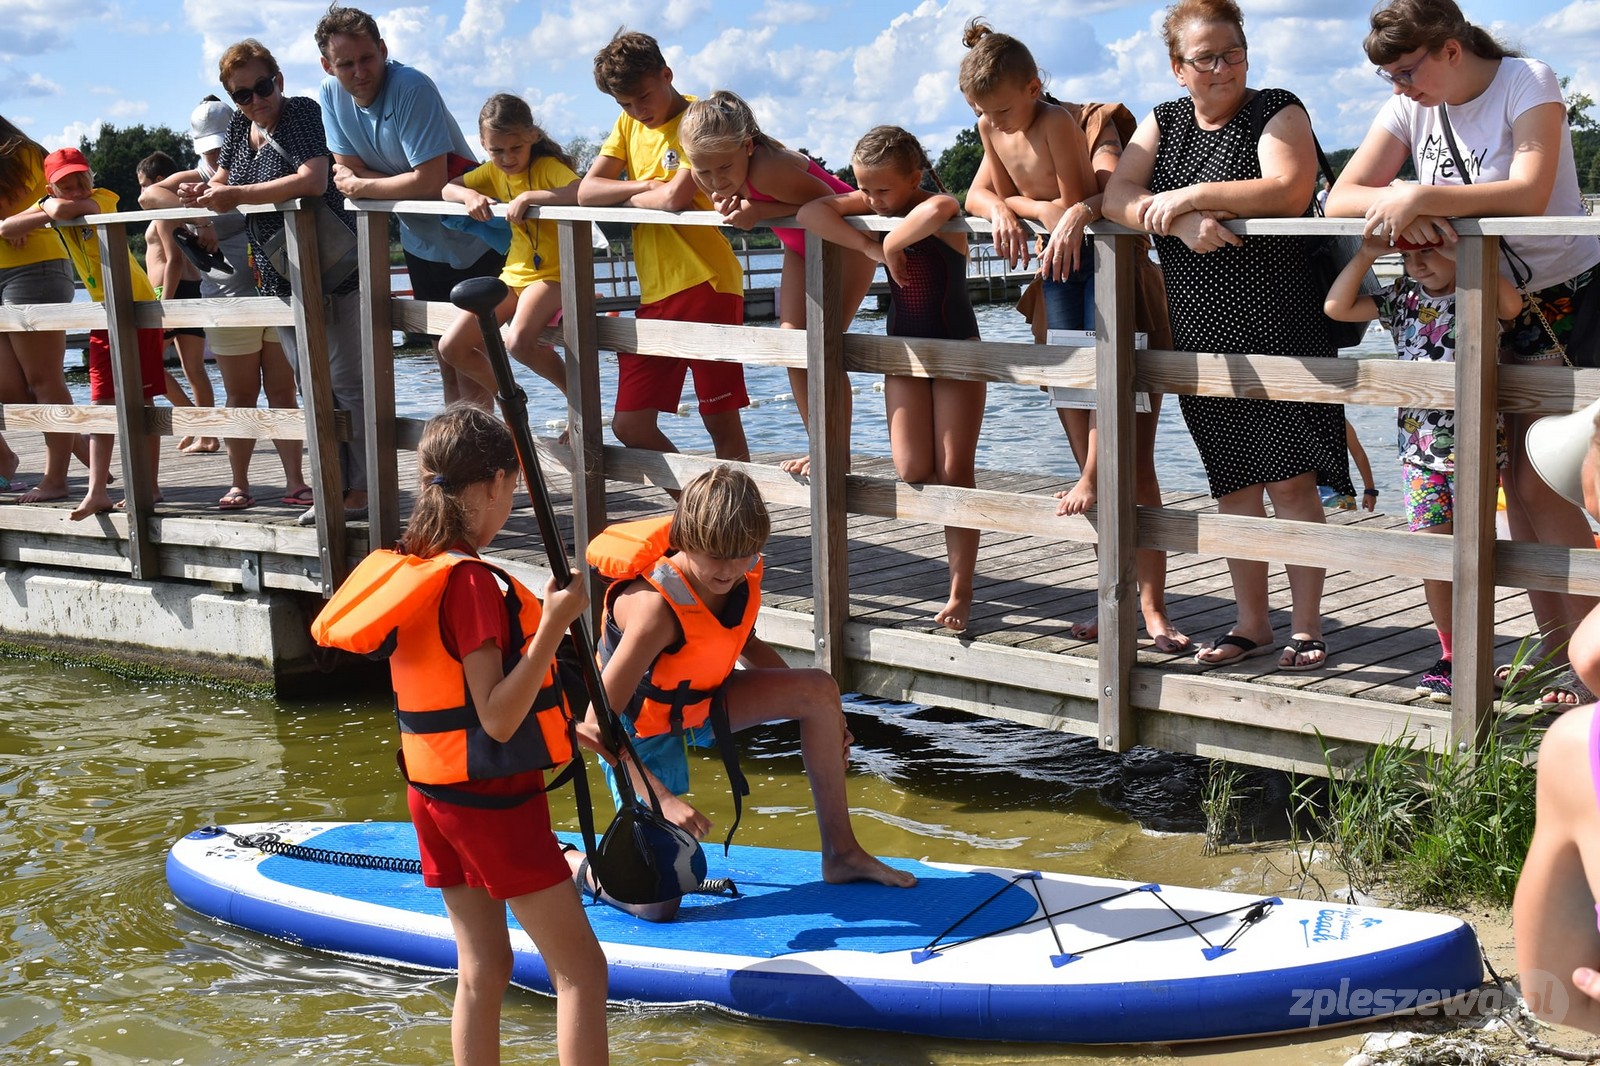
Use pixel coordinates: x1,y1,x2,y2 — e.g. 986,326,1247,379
706,690,750,855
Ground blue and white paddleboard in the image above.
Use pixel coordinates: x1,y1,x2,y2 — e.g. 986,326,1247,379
167,821,1482,1044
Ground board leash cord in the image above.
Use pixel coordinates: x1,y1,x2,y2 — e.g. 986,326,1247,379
197,826,740,897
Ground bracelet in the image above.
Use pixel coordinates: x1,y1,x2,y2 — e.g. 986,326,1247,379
1078,199,1098,221
1363,488,1379,497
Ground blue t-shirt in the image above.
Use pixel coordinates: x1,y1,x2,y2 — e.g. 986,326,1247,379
319,60,487,268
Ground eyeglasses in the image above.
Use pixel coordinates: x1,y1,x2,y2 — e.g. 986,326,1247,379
1180,46,1247,73
1376,50,1433,87
228,75,277,106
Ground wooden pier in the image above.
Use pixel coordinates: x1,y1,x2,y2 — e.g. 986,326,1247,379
1,198,1597,776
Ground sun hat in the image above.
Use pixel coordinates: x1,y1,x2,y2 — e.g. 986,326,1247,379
190,99,233,154
42,147,90,184
1526,395,1600,509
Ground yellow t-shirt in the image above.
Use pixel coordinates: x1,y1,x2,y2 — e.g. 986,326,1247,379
51,189,157,304
463,155,578,289
598,98,742,305
0,149,71,270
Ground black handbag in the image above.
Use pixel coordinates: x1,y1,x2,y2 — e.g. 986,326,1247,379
1247,93,1376,349
249,124,359,294
1439,104,1600,368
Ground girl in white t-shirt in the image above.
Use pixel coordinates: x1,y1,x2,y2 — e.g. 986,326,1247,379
1327,0,1600,708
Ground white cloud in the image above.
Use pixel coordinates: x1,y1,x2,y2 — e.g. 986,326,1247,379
108,99,150,120
752,1,828,26
41,119,103,151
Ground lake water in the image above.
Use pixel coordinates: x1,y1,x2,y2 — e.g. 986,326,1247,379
16,268,1419,1064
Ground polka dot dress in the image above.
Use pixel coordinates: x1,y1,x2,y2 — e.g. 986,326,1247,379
1149,87,1352,499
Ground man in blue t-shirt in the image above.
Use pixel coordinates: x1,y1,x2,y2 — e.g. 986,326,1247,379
314,4,504,405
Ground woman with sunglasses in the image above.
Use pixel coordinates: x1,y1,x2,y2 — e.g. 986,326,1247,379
1105,0,1349,674
181,38,367,524
1328,0,1600,708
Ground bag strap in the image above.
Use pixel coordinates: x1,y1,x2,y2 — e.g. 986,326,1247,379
1245,92,1336,218
1439,104,1563,362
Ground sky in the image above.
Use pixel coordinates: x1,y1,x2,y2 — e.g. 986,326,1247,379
4,0,1598,172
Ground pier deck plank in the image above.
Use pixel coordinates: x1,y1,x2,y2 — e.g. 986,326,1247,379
0,430,1543,726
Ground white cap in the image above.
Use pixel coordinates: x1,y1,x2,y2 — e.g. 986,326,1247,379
190,99,233,153
1526,396,1600,509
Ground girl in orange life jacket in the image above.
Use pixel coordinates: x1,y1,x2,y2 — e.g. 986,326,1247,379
584,465,918,921
357,405,608,1066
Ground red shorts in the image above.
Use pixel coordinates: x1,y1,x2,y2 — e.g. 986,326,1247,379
616,282,748,415
87,328,165,404
406,771,572,901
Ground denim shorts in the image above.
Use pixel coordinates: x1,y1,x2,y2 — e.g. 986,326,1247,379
0,259,74,306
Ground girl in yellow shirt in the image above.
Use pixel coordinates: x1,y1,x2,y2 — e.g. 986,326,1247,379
439,94,579,401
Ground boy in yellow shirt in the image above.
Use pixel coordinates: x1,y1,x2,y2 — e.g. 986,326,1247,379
0,148,165,518
578,29,750,461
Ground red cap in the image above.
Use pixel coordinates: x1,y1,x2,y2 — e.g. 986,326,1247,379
43,147,90,184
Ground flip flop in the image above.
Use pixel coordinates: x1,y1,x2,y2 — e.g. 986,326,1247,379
1537,669,1597,710
1194,633,1272,669
1493,662,1533,693
280,487,314,507
1279,637,1329,673
218,489,256,511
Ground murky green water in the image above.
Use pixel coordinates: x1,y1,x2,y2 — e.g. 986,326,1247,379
1,657,1366,1065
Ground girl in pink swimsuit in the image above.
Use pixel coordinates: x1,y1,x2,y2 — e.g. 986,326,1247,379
679,91,878,475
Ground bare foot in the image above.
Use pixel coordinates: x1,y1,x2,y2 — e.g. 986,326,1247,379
1069,617,1098,640
1144,612,1192,654
182,437,220,454
70,490,116,521
934,593,971,634
1054,482,1096,517
780,455,811,478
176,436,195,452
824,848,917,888
0,446,18,487
18,482,69,504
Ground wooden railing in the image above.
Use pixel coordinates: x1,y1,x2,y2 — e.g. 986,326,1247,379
4,197,1598,772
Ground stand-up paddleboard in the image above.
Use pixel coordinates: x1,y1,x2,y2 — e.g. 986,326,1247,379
167,821,1482,1044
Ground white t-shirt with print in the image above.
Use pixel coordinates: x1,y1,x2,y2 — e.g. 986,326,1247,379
1377,56,1599,290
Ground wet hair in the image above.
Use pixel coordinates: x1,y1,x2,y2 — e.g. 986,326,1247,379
679,91,783,159
670,466,770,559
218,39,281,85
136,151,180,184
593,28,667,98
315,4,383,56
1363,0,1518,65
851,126,948,193
958,19,1041,99
0,115,46,203
478,94,577,172
1160,0,1246,62
403,404,518,558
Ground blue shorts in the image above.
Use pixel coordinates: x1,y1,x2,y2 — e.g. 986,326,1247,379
601,718,718,809
1041,238,1095,332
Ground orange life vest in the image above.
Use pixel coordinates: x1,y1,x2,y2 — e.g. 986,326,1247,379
311,550,575,794
586,517,763,738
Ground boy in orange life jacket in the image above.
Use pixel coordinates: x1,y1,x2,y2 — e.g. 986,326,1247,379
585,466,917,920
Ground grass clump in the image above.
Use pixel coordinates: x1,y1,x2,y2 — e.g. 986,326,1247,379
1288,722,1541,906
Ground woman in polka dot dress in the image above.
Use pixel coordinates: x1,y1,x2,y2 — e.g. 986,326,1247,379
1106,0,1349,672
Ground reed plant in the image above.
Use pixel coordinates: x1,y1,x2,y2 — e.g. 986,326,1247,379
1285,720,1541,906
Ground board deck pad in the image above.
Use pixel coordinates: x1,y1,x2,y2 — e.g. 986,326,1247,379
260,823,1039,956
171,821,1485,1044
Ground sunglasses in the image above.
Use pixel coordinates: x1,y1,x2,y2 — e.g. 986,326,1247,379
228,75,277,106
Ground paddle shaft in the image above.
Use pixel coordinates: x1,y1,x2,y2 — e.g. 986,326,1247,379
449,277,626,760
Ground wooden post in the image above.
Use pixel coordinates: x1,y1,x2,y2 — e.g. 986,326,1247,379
806,237,850,677
358,209,398,549
96,219,158,578
282,200,348,593
558,220,606,589
1451,233,1500,750
1094,231,1139,751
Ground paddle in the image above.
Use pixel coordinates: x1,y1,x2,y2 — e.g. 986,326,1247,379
448,277,707,905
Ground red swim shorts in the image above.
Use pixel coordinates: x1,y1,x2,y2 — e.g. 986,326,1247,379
406,771,573,901
615,281,748,415
87,328,165,404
